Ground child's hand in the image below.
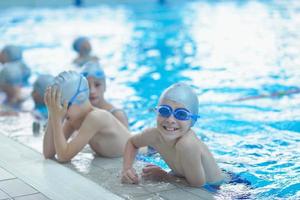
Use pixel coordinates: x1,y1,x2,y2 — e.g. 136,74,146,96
121,168,139,184
141,164,168,181
45,86,67,120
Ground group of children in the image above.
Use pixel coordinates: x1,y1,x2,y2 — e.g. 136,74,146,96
0,37,224,188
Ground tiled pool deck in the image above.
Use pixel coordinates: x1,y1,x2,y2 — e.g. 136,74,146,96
0,132,215,200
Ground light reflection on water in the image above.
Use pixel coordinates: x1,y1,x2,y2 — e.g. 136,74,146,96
0,1,299,199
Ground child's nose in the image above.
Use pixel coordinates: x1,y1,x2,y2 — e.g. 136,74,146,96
166,114,176,123
90,85,96,93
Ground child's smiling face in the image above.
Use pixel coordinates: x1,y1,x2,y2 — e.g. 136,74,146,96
156,98,192,142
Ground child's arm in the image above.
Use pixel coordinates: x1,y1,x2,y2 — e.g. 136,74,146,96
179,144,206,187
121,128,157,184
112,110,129,128
43,116,74,159
43,88,75,159
51,111,101,162
121,137,139,184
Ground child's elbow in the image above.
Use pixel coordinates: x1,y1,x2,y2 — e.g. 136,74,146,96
43,151,55,159
56,152,72,163
187,178,206,188
56,155,71,163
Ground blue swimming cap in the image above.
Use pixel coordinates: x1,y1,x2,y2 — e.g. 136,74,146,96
159,82,199,125
33,74,55,97
0,63,24,86
81,61,105,80
53,71,89,106
1,45,23,62
73,37,89,53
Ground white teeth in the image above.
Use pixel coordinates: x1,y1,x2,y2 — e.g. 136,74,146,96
163,126,178,131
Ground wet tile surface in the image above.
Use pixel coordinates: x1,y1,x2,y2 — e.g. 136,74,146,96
0,179,37,197
64,156,216,200
14,193,50,200
0,168,15,181
0,189,10,200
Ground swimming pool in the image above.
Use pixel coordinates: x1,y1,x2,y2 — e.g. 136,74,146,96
0,1,299,199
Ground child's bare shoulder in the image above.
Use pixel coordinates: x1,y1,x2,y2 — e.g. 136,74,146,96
84,109,113,126
176,130,202,152
142,127,159,134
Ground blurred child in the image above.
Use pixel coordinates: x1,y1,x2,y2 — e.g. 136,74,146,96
31,74,55,120
0,45,31,84
43,71,130,162
72,37,99,67
0,62,26,110
81,61,129,128
121,83,223,187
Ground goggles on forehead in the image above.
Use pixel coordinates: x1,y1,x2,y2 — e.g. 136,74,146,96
81,71,105,79
156,104,199,121
67,76,89,109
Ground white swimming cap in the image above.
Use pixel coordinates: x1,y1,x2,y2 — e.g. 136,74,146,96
81,61,105,80
33,74,55,97
73,37,89,53
159,82,199,125
53,71,89,106
1,45,23,62
0,63,24,86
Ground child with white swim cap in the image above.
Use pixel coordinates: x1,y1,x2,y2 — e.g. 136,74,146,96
72,37,99,67
121,82,223,187
81,61,129,128
0,45,31,84
43,70,130,162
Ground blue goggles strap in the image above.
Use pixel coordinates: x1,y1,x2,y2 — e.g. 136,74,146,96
67,76,88,108
81,71,105,79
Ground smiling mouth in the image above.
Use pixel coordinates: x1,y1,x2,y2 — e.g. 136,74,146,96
163,125,179,131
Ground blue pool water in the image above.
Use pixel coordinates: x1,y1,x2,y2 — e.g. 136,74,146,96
0,1,300,199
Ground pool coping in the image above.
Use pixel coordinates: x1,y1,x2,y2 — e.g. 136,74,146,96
0,131,123,200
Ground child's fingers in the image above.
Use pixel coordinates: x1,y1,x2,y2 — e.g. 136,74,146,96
127,170,139,183
145,164,156,167
55,88,61,106
142,165,159,173
44,87,50,105
62,100,68,112
122,172,138,184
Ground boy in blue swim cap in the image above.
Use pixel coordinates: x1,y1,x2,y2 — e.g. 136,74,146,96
121,82,223,187
31,74,55,120
0,45,31,84
43,71,130,162
72,37,99,67
81,61,129,128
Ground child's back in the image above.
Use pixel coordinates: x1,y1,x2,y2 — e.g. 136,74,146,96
43,71,130,162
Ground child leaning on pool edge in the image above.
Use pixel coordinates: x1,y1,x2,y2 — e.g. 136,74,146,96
121,82,223,187
81,61,129,128
43,71,130,162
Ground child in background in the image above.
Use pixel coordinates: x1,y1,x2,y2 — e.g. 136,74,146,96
0,45,31,84
121,83,223,187
72,37,99,67
81,61,129,128
31,74,55,120
43,71,130,162
0,62,26,110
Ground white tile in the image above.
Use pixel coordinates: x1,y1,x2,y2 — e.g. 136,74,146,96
14,193,50,200
0,189,10,200
0,179,37,197
0,168,15,181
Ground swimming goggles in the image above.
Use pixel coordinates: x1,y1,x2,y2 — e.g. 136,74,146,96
67,76,89,109
81,71,105,79
156,104,198,121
